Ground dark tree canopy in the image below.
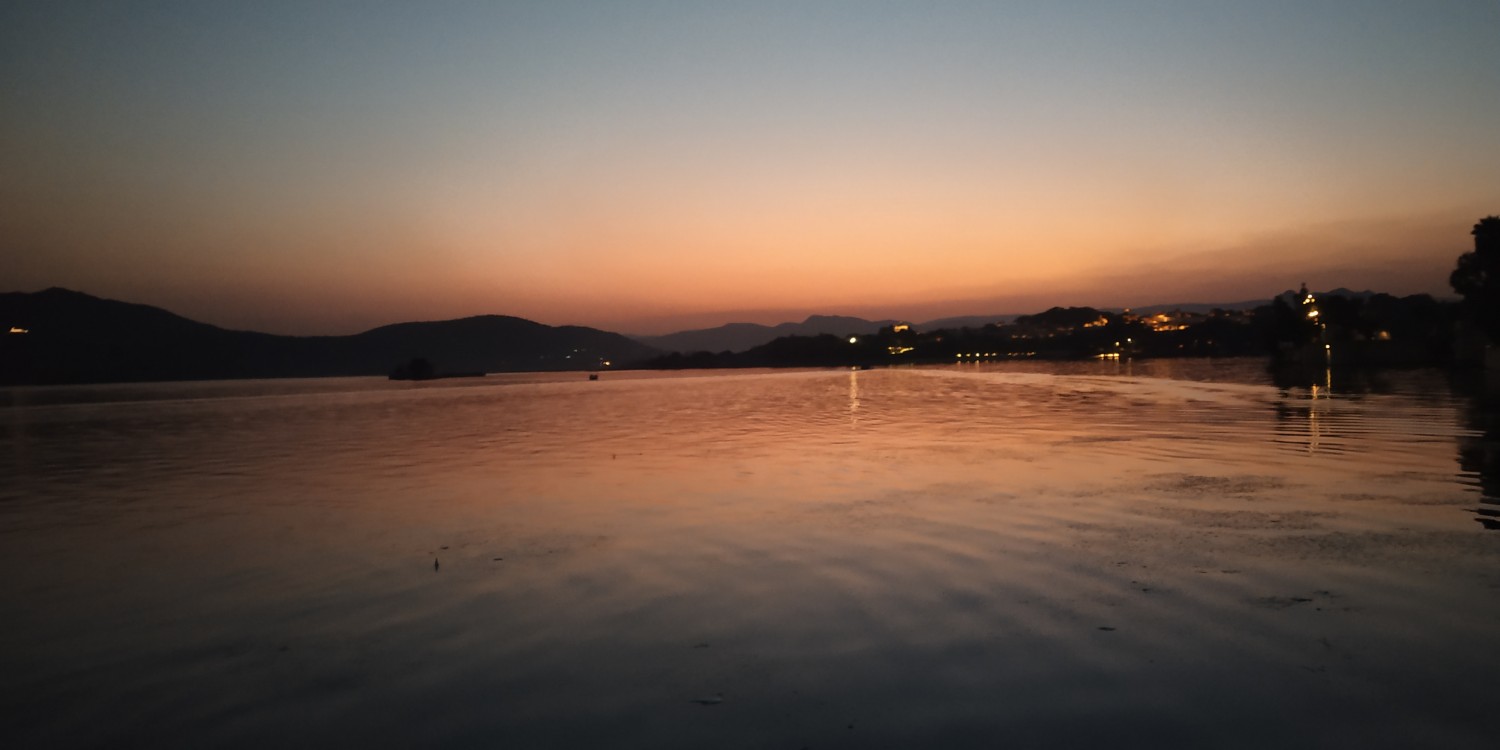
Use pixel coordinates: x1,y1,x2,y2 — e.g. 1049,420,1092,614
1450,216,1500,342
1476,216,1500,254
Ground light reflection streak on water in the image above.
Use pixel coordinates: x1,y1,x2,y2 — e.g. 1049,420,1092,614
2,361,1500,749
848,369,860,425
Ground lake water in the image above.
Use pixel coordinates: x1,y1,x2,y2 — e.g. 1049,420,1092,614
4,359,1500,748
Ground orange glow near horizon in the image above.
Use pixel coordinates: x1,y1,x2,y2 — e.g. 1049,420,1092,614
5,200,1485,335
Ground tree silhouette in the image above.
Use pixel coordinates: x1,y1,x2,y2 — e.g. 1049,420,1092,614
1450,216,1500,343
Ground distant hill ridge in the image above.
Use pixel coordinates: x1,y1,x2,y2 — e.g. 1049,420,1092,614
0,287,1282,383
634,315,899,354
635,299,1271,353
0,288,658,385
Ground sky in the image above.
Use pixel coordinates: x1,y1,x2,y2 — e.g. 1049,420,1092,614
3,1,1498,335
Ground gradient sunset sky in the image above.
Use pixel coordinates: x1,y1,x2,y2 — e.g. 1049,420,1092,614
4,1,1498,335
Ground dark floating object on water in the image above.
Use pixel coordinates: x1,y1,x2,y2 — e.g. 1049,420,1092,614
389,357,484,381
492,557,503,561
1098,626,1116,631
434,558,440,571
588,373,599,381
690,694,723,706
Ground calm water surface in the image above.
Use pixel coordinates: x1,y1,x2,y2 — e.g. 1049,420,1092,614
4,359,1500,748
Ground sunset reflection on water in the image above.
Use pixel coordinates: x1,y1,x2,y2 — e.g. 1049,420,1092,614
3,361,1499,748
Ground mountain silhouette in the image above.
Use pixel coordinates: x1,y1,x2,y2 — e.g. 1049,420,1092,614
634,302,1270,354
915,313,1019,330
0,288,658,385
634,314,899,353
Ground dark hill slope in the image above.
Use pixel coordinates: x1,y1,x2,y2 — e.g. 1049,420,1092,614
0,288,658,385
350,316,656,374
635,314,896,353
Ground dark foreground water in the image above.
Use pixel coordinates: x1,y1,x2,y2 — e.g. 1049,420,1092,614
4,359,1500,748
